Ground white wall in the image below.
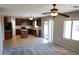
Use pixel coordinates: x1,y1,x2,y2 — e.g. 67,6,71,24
8,17,16,38
11,17,16,37
41,11,79,53
0,16,4,54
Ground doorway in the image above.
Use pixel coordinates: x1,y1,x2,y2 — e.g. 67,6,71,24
43,19,54,42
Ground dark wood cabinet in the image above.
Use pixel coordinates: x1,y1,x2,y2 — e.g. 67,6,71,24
4,16,12,40
28,20,34,25
37,18,41,26
5,31,12,40
16,29,21,35
16,18,34,26
21,30,28,38
4,16,8,25
16,18,41,26
16,18,23,25
28,29,36,36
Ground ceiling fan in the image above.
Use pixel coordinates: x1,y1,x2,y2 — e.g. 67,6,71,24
42,4,70,18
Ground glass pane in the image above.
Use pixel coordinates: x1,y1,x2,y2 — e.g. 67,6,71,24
44,35,48,39
72,21,79,41
64,21,72,39
44,21,48,39
48,19,54,42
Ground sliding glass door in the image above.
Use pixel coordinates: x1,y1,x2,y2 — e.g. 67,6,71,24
44,21,49,39
43,19,54,42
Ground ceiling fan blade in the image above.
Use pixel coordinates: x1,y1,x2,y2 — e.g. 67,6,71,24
59,13,70,18
42,12,51,14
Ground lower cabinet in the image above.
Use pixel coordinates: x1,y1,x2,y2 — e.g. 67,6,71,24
5,30,12,40
28,29,36,36
16,29,41,38
21,30,28,38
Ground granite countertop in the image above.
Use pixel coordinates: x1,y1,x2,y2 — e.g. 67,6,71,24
16,26,41,30
21,29,28,31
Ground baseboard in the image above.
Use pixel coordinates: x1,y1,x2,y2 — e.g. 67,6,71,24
54,43,79,54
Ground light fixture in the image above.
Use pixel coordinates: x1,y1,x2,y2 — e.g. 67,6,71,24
29,17,33,20
50,12,58,16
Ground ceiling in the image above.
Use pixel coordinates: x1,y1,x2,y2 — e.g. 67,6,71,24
0,4,79,17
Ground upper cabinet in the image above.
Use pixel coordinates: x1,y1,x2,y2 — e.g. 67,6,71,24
15,17,41,27
37,18,41,27
16,18,34,26
4,16,8,25
16,18,22,25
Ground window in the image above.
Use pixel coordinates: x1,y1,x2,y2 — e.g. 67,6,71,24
64,21,72,39
72,21,79,40
64,20,79,41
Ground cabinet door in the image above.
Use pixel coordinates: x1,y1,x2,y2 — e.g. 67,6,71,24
16,18,22,25
4,16,8,25
37,18,41,26
5,31,12,40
